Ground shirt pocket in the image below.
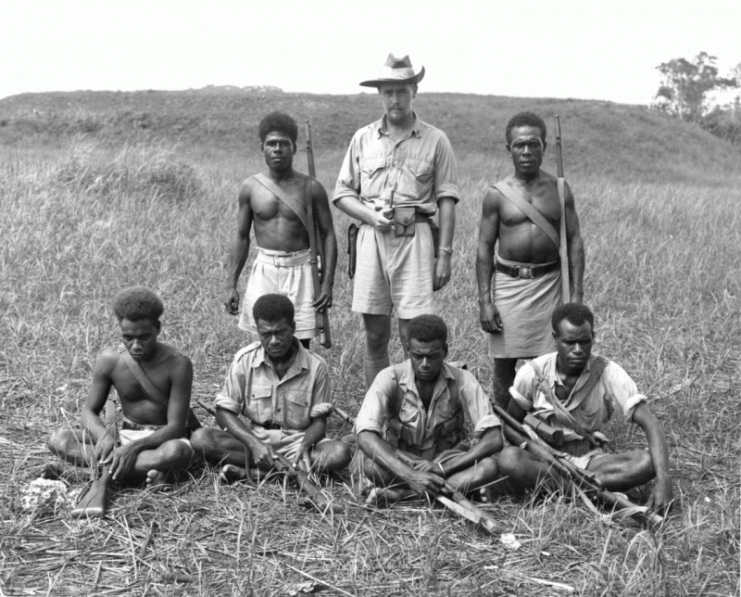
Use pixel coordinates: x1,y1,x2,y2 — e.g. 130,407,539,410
245,384,274,424
359,157,387,198
284,390,311,429
407,159,434,199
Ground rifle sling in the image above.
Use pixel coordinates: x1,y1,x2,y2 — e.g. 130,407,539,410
254,173,311,234
493,182,560,251
528,357,608,446
119,345,200,429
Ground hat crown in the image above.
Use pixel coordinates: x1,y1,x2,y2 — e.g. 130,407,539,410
360,53,425,88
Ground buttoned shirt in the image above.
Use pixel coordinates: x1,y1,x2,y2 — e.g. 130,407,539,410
333,114,460,215
510,352,647,443
214,340,332,430
355,360,500,455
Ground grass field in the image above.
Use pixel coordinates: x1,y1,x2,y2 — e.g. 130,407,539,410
0,90,739,596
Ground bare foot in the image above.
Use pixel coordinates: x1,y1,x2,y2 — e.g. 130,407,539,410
365,486,415,507
146,470,166,487
219,464,253,485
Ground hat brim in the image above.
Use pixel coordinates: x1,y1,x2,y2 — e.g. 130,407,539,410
359,67,425,88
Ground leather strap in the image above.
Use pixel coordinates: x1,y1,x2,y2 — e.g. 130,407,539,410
254,173,310,233
494,182,559,251
495,259,559,279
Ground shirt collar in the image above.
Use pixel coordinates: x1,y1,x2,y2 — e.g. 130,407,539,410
398,358,456,395
250,338,308,373
377,112,422,139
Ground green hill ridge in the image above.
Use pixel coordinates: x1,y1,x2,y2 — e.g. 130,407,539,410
1,89,739,183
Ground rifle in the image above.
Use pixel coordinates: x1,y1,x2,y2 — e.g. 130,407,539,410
331,406,509,536
554,116,571,303
305,120,331,348
196,400,337,514
71,401,117,518
492,403,663,528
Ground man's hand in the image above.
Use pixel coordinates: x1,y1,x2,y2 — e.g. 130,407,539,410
479,301,503,333
646,478,673,514
312,280,333,311
372,210,394,231
95,434,117,465
406,469,446,497
108,443,140,481
433,254,451,291
250,439,277,471
224,288,240,315
412,459,447,477
292,445,313,473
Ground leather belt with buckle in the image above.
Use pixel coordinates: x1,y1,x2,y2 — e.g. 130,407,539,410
495,260,559,279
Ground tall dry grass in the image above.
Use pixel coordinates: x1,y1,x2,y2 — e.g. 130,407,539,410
0,138,738,596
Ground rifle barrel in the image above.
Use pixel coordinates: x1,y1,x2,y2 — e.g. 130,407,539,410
555,115,564,178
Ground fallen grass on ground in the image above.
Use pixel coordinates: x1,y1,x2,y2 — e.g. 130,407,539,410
0,139,739,596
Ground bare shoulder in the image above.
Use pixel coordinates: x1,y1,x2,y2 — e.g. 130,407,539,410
94,347,122,375
482,185,503,212
238,176,257,203
159,344,193,373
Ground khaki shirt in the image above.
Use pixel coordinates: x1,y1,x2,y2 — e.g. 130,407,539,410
355,360,500,456
510,352,647,443
214,340,332,430
333,114,460,215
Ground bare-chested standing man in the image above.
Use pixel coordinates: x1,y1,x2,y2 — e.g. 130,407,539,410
476,112,585,408
225,112,337,347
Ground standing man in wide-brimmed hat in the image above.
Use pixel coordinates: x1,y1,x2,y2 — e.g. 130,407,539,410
333,54,460,389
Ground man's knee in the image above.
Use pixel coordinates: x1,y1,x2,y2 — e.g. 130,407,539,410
190,428,218,456
363,316,391,349
497,446,527,477
48,428,75,457
316,440,352,472
474,455,500,482
157,439,194,465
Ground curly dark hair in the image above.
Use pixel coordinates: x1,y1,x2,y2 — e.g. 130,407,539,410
407,314,448,345
552,303,595,335
505,111,547,144
112,287,164,323
253,293,295,325
258,112,298,148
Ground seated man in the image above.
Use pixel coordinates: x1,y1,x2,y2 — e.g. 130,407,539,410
191,294,351,480
497,303,673,512
48,287,195,485
355,314,503,503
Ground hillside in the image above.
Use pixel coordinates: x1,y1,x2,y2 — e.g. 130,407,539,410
1,89,740,184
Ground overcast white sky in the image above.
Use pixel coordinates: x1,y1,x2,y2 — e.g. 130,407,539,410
1,0,739,105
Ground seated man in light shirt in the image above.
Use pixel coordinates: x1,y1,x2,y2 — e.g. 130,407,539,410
497,303,673,513
355,314,503,504
191,294,351,481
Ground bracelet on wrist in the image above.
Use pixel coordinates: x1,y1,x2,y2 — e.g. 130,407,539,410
439,246,453,256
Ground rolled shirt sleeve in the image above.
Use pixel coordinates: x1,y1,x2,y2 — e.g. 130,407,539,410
354,367,396,436
457,369,501,439
603,362,647,423
432,133,459,204
214,353,249,415
309,360,334,418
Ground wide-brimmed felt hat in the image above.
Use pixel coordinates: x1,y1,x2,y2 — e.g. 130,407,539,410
359,54,425,88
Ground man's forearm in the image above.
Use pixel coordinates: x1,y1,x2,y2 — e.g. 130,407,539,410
216,409,263,451
437,197,456,250
321,232,337,287
335,197,376,226
357,431,415,480
475,245,495,304
440,429,503,476
227,237,250,290
300,418,327,453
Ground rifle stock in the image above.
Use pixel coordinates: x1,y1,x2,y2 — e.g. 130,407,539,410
305,120,331,347
554,116,571,303
71,401,117,518
492,403,663,528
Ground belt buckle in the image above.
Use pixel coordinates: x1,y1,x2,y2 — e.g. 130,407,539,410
518,266,533,279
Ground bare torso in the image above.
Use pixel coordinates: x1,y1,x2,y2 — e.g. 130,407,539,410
104,344,187,426
247,173,310,252
495,171,561,264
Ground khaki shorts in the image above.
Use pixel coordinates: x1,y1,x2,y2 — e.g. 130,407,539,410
352,222,435,318
239,248,317,340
